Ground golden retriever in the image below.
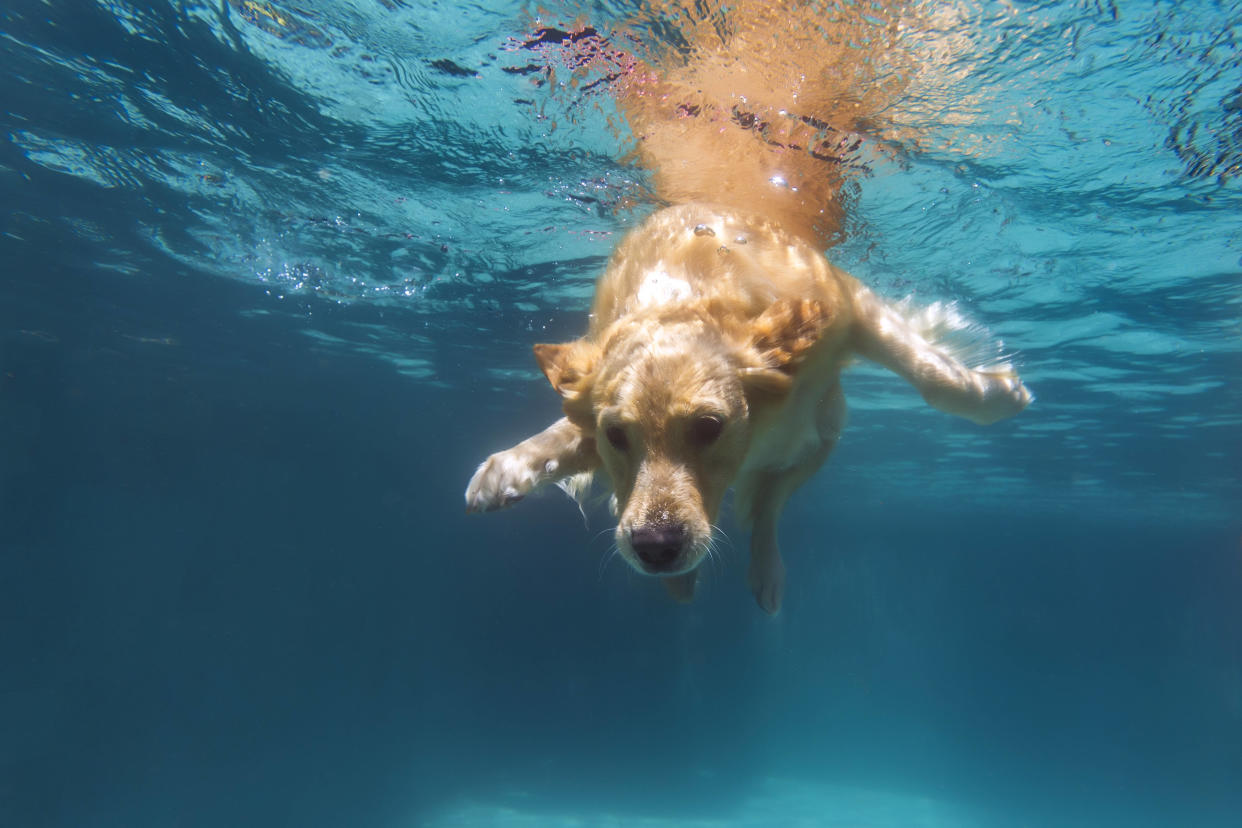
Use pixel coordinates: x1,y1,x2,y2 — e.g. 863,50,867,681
464,3,1031,613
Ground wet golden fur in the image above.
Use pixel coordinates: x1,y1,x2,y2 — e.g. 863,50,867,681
465,2,1030,613
607,1,912,247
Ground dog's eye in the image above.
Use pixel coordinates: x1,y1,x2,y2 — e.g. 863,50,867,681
604,425,629,452
689,415,724,446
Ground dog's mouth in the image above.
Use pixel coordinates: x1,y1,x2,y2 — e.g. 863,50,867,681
618,520,709,576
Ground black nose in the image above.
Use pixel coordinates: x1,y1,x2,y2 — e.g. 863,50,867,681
630,524,687,569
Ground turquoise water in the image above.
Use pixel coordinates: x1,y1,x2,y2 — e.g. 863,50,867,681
1,1,1239,826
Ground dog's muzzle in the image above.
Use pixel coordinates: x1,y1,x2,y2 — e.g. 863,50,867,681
628,522,688,573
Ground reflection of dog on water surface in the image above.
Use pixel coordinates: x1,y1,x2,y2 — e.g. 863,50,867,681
466,2,1031,614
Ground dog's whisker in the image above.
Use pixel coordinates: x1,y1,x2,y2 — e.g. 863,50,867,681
585,526,614,555
698,537,721,581
710,524,735,559
597,543,621,581
701,546,717,582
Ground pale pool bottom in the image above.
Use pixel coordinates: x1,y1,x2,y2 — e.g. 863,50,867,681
425,776,988,827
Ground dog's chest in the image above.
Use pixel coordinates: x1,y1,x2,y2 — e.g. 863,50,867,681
742,362,844,476
746,400,823,469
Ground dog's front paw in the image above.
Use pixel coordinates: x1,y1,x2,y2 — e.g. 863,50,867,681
967,369,1034,425
748,552,786,615
953,369,1033,424
464,448,551,513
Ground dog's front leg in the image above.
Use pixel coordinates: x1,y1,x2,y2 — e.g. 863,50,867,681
748,510,787,615
852,289,1032,425
465,417,597,513
739,386,846,615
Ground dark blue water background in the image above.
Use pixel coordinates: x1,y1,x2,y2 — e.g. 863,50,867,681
2,1,1240,826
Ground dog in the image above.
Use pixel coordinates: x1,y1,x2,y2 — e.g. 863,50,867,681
465,4,1032,613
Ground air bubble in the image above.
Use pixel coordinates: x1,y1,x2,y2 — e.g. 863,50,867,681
693,223,716,237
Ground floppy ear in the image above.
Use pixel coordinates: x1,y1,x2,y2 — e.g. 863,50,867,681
750,298,831,368
533,341,599,428
738,298,832,400
739,365,794,400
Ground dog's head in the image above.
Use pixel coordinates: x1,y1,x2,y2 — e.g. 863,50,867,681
534,298,828,577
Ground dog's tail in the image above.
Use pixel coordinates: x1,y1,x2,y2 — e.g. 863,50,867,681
518,2,914,247
610,1,912,247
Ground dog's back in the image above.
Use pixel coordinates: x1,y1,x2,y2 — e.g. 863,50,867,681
586,204,856,339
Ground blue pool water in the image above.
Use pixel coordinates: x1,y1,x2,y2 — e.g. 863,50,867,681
2,1,1240,825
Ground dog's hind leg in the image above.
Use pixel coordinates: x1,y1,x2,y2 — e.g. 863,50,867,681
851,289,1032,425
741,385,846,615
465,418,598,513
